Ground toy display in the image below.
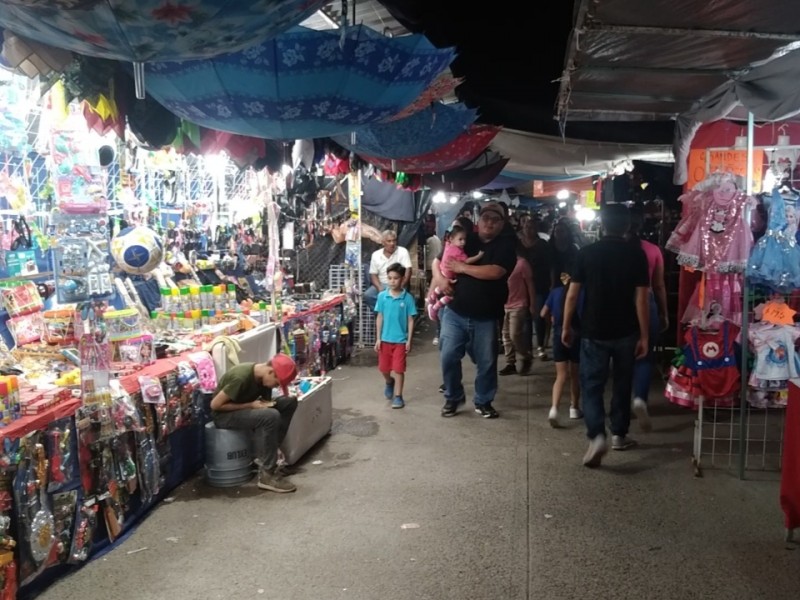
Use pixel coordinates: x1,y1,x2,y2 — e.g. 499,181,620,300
110,226,164,275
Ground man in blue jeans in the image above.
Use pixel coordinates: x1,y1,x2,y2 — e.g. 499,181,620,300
562,204,649,467
431,202,516,418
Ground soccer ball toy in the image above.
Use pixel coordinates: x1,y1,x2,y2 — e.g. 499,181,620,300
110,226,164,274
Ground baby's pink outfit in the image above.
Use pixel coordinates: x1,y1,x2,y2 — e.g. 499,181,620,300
427,242,468,320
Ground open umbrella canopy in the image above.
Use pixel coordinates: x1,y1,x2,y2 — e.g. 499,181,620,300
332,102,476,159
143,25,454,141
360,124,500,173
0,0,325,63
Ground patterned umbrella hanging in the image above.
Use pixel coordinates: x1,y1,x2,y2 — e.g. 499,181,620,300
332,102,477,159
360,124,500,173
385,72,463,122
143,25,455,140
0,0,328,96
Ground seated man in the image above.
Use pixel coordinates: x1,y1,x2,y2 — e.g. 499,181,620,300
210,354,299,493
364,230,413,310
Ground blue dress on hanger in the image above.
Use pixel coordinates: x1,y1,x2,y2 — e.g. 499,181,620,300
747,189,800,292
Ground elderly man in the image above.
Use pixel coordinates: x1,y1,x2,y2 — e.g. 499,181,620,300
364,230,413,310
431,202,516,419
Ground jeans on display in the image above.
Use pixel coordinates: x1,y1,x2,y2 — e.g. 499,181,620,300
632,292,660,403
580,334,638,440
439,307,499,406
213,396,298,471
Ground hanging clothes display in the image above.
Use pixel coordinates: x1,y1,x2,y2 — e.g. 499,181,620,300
666,177,753,273
666,172,752,410
747,189,800,293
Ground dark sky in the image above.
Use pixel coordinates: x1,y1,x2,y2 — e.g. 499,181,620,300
379,0,675,144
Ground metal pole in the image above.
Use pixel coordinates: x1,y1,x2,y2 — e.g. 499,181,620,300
738,111,755,480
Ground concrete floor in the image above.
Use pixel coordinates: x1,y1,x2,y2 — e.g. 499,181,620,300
39,325,797,600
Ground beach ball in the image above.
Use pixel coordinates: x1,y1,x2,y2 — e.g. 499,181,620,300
110,226,163,274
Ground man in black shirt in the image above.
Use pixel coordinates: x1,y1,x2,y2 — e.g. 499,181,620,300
431,202,516,418
562,204,649,468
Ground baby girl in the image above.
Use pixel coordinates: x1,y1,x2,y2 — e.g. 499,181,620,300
426,225,483,320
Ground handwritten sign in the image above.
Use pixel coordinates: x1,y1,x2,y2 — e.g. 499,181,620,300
762,301,796,326
686,149,764,191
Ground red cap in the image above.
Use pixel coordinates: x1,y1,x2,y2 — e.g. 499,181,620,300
270,353,298,395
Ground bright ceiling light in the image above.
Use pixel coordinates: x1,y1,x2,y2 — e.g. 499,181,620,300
472,191,484,199
449,195,459,204
556,189,570,200
558,201,567,208
433,191,446,204
576,207,597,222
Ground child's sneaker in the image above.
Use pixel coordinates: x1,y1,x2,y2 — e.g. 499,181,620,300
548,406,559,428
384,378,395,399
391,396,405,409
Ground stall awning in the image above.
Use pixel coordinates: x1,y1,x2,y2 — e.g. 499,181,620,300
490,129,673,179
555,0,800,184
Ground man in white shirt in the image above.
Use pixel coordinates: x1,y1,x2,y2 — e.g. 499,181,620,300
364,230,413,309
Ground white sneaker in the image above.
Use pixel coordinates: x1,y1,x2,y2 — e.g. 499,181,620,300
612,435,637,451
632,398,652,432
583,434,608,468
548,407,559,428
569,407,583,420
432,337,439,346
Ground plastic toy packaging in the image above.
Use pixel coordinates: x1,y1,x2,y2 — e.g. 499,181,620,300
45,419,76,493
14,439,55,583
42,308,76,345
52,237,113,303
7,312,44,346
138,376,165,405
134,433,161,505
1,282,42,317
109,381,145,435
51,491,77,564
111,436,137,495
67,503,98,564
188,351,217,393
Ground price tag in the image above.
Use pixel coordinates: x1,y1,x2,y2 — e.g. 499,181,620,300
762,301,796,326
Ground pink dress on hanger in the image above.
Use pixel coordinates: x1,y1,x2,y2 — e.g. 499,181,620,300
666,189,704,261
670,181,753,272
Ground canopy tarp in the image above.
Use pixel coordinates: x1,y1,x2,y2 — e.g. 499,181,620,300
490,129,672,179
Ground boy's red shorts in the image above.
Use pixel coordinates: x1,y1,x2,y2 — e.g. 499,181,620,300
378,342,407,374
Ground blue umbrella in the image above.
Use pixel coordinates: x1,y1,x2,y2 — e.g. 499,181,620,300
0,0,325,62
332,103,477,159
143,25,455,140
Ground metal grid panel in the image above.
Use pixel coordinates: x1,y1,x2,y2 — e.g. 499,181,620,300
692,401,785,477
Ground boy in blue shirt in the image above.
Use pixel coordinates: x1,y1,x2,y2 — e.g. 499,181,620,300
374,263,417,408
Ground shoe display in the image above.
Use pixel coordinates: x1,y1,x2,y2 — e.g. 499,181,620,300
474,404,499,419
257,469,297,493
392,396,405,409
583,434,608,468
612,435,637,451
569,407,583,420
548,406,559,428
384,378,395,400
498,364,517,376
632,398,652,432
